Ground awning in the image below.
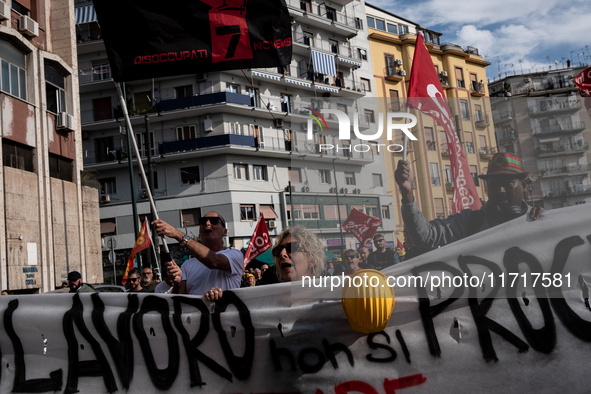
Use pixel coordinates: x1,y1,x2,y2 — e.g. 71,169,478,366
337,56,362,68
538,137,560,143
324,250,337,259
312,50,336,76
285,78,311,88
76,6,97,24
315,84,339,93
100,221,116,235
260,205,278,219
252,71,281,81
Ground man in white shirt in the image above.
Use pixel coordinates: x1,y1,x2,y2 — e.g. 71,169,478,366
152,212,243,295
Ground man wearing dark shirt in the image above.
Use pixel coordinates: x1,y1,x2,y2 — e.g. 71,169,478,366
128,268,151,292
367,234,400,270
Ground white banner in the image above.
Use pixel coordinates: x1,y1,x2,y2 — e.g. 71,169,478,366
1,204,590,394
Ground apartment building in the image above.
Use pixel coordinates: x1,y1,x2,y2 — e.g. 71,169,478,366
76,0,396,279
489,66,591,209
0,0,101,293
365,3,495,232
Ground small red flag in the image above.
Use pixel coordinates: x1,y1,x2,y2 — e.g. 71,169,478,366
397,238,404,250
341,208,381,247
407,33,482,214
574,66,591,115
122,219,153,285
243,214,272,270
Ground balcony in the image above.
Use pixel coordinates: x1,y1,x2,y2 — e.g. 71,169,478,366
473,112,489,127
479,146,496,159
532,121,585,137
470,80,486,97
543,185,591,198
536,143,589,158
527,80,577,96
528,100,582,117
539,163,591,178
384,66,404,82
445,182,454,191
493,111,513,124
497,133,515,145
286,0,358,37
160,134,255,155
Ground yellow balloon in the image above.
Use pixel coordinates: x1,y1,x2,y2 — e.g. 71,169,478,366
341,269,395,333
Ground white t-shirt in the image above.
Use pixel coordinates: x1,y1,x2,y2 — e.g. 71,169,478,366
181,249,243,295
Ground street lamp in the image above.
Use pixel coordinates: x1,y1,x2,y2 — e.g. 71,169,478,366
525,176,535,207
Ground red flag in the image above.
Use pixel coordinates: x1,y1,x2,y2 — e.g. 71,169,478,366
407,34,482,214
397,238,404,250
574,66,591,115
341,208,381,247
243,214,272,270
122,219,153,285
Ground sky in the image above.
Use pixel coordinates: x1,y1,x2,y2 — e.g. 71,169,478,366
369,0,591,82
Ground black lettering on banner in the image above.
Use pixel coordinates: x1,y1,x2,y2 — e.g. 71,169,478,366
297,347,325,374
4,299,63,392
504,247,556,354
395,330,411,364
211,291,255,380
132,296,179,390
322,339,354,368
172,296,232,387
411,262,464,357
458,255,529,362
366,331,396,363
548,236,591,341
269,339,296,372
62,294,117,394
91,293,138,389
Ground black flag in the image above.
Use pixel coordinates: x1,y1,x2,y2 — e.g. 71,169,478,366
93,0,293,82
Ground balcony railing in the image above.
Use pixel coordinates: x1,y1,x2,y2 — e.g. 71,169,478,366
471,81,485,94
79,68,111,84
497,133,515,145
536,143,589,157
528,100,582,115
493,111,513,123
543,185,591,198
473,112,489,125
539,163,591,177
532,121,585,136
479,146,496,158
159,134,255,155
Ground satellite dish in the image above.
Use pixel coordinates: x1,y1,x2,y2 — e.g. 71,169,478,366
555,60,559,65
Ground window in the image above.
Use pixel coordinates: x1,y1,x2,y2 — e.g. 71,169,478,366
94,136,115,163
329,39,339,54
460,100,470,120
281,94,292,113
135,132,155,157
365,206,378,217
300,0,312,12
45,64,67,114
345,172,356,185
400,25,409,34
289,167,301,183
240,205,256,221
175,85,193,98
465,132,474,153
303,31,314,47
177,125,197,140
425,127,436,150
92,60,110,81
181,208,201,227
385,54,395,75
48,154,73,181
2,139,34,172
355,17,363,30
429,162,440,186
382,205,390,219
479,135,487,151
360,77,371,92
100,218,117,236
99,178,116,195
364,109,375,124
470,165,479,186
301,204,319,220
369,142,380,156
323,205,347,220
245,86,260,107
444,165,452,185
389,89,400,112
133,91,152,112
253,165,268,181
319,169,331,184
226,83,240,93
11,1,30,16
475,104,484,122
234,164,249,180
287,205,302,220
372,173,383,187
455,67,465,88
435,198,445,219
367,16,375,29
375,19,385,31
93,97,112,121
387,23,398,34
181,166,200,184
357,48,367,61
138,171,159,190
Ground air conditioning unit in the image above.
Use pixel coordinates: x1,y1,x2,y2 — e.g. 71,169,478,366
302,186,311,192
353,188,361,194
285,185,295,192
329,187,336,193
395,59,403,66
204,116,213,132
100,195,111,203
268,220,277,229
57,112,75,131
0,1,10,20
398,70,406,76
141,190,149,198
19,15,39,37
340,188,348,194
274,118,284,128
440,71,448,77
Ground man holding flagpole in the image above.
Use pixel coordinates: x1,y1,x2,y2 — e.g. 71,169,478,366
152,212,243,296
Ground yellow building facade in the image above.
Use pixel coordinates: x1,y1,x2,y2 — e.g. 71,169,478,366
366,4,495,233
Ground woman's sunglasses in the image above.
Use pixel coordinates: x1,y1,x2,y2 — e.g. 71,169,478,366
272,242,303,257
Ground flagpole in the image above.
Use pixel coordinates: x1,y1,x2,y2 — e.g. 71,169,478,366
115,82,169,253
